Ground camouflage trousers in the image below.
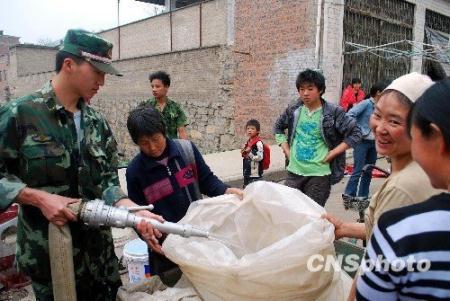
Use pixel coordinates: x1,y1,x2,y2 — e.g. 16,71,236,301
31,276,121,301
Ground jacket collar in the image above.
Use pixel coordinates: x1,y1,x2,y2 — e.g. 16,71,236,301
246,136,261,147
42,81,65,113
43,81,87,115
296,97,332,115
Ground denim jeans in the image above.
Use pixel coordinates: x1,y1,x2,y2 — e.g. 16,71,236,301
344,139,377,197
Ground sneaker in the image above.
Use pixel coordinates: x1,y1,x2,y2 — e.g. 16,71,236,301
342,194,353,210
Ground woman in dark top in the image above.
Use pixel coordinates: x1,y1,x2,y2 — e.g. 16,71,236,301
126,106,243,278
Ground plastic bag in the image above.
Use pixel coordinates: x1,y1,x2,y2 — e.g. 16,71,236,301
163,181,350,301
116,275,201,301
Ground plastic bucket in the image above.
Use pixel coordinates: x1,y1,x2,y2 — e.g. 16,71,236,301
123,238,151,283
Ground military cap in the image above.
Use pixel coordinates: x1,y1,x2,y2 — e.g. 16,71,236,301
60,29,122,76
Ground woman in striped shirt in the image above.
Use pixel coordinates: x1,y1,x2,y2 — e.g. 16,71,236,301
356,79,450,300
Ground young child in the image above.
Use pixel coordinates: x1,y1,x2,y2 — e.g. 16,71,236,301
241,119,264,187
273,69,362,206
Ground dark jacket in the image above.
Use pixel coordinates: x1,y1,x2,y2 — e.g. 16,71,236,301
273,98,362,184
126,138,228,275
126,139,228,223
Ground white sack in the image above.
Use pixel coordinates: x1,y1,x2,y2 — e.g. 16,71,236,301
163,181,350,301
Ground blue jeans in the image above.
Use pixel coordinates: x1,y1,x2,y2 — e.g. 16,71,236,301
344,139,377,198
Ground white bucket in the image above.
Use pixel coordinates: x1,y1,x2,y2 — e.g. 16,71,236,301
123,238,151,283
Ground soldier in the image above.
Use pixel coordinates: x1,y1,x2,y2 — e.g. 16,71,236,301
0,29,161,300
140,71,189,139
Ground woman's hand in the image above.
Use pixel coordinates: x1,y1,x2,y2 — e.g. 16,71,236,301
135,210,165,255
225,187,244,199
322,213,345,240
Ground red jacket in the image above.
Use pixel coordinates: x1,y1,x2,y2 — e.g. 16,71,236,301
340,85,365,111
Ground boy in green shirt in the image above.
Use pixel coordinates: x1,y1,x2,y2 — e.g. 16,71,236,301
273,69,362,206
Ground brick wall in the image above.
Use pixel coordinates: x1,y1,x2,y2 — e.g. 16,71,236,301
232,0,317,143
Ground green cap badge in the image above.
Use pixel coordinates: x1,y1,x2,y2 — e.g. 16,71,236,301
60,29,122,76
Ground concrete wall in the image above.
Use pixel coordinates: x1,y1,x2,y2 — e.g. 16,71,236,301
99,0,229,60
321,0,345,105
407,0,450,72
232,0,318,142
14,46,58,76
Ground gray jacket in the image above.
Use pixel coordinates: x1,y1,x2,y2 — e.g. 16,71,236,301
273,98,362,184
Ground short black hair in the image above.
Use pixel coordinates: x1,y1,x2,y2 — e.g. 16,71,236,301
127,106,166,144
408,79,450,148
149,71,171,86
369,80,390,98
245,119,260,131
55,51,84,73
351,78,362,85
295,69,326,95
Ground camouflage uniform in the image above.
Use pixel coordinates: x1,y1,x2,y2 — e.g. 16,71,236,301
141,97,187,139
0,82,126,300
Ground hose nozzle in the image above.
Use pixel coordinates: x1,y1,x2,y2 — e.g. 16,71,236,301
79,199,209,238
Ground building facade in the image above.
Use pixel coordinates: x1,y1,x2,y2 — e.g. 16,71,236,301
2,0,450,158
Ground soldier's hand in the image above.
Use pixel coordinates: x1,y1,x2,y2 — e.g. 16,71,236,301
16,188,78,227
39,194,79,226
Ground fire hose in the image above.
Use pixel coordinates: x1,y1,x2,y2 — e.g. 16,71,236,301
49,200,209,301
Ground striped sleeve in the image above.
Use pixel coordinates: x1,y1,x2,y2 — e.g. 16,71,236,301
357,194,450,300
356,225,398,301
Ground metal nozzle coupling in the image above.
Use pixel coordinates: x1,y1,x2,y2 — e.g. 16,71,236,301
79,199,209,238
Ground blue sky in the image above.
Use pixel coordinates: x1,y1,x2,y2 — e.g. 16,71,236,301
0,0,162,44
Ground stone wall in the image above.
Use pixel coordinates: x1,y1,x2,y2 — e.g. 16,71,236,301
6,46,235,159
92,46,236,159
